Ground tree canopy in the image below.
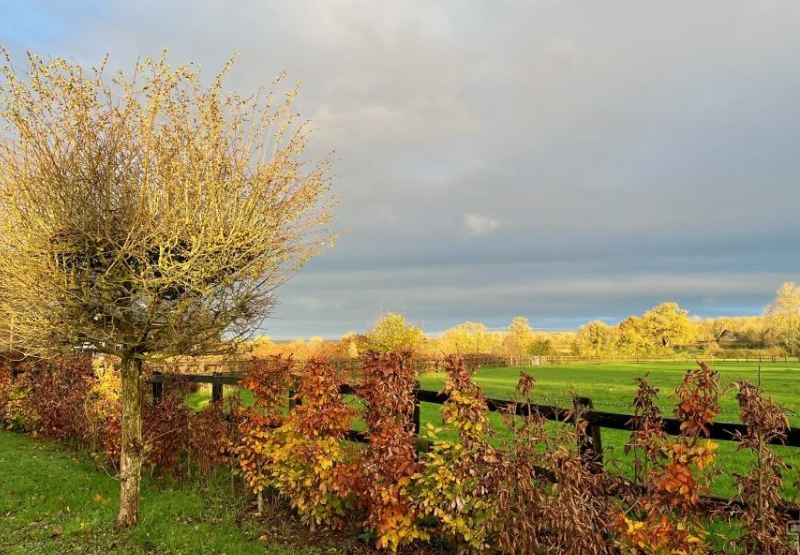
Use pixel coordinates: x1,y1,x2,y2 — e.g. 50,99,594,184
0,49,335,527
641,303,696,349
0,51,335,360
765,282,800,355
363,313,424,353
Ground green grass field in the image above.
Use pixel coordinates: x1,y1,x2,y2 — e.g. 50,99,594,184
187,360,800,499
0,428,755,554
0,431,375,555
419,361,800,499
419,360,800,423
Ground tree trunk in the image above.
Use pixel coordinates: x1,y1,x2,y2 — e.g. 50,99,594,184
116,356,144,529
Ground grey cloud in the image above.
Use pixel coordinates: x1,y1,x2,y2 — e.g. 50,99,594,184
463,214,501,237
2,0,799,337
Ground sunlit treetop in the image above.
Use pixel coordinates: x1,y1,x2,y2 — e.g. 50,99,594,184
0,49,337,360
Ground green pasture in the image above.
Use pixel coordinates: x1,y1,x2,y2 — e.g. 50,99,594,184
0,430,337,555
0,429,755,553
186,360,800,499
419,360,800,423
419,361,800,499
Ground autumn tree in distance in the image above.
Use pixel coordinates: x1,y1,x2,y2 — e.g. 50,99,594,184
0,50,336,528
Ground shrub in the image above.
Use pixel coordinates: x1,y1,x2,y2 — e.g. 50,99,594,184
142,375,193,474
261,359,359,529
496,371,616,555
3,373,36,431
16,356,94,441
414,355,502,553
187,400,236,479
98,372,196,474
84,363,121,452
615,362,721,555
520,388,616,555
540,442,615,555
492,372,550,554
0,364,14,423
358,351,428,552
703,342,722,357
5,351,799,553
626,375,667,489
732,381,796,554
236,356,293,511
240,356,294,415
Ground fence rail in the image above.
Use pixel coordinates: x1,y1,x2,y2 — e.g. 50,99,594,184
151,372,800,452
152,371,800,518
149,353,800,375
526,354,800,365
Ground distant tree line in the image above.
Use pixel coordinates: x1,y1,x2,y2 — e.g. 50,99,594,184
247,282,800,360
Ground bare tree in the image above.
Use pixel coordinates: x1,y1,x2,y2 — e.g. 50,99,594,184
0,50,336,528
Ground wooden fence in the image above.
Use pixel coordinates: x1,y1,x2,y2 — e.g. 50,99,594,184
512,354,800,366
151,370,800,517
151,371,800,453
149,353,800,380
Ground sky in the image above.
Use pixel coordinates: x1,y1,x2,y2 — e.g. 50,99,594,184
2,0,800,338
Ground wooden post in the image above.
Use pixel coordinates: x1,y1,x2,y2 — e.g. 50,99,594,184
152,372,163,405
412,380,421,435
288,376,301,411
573,396,603,470
211,380,223,404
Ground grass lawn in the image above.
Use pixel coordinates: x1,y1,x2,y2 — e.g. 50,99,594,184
0,428,761,554
421,361,800,499
0,430,406,555
419,360,800,424
187,360,800,499
415,361,800,499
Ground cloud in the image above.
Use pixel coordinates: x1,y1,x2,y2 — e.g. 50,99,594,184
3,0,800,337
464,213,500,237
293,296,344,313
314,96,479,147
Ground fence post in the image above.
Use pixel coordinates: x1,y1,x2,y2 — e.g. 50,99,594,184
412,380,421,435
573,396,603,470
152,371,163,405
211,379,223,404
288,375,301,411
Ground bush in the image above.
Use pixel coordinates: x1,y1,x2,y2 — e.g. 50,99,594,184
187,401,236,478
615,362,721,555
733,381,796,554
235,356,293,511
0,364,14,423
492,372,549,554
142,375,193,474
505,372,615,555
414,356,502,553
3,373,36,431
358,351,428,552
84,364,121,452
261,359,359,529
15,356,94,441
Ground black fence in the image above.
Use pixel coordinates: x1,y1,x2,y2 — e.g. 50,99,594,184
151,371,800,517
150,371,800,454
